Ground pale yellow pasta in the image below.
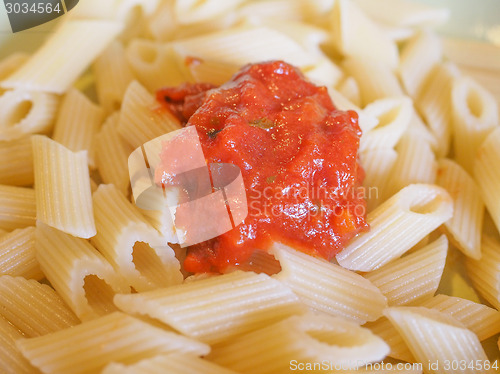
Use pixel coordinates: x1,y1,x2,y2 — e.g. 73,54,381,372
172,26,316,70
102,353,239,374
0,275,79,337
360,147,398,210
94,112,132,195
360,97,412,151
384,307,489,373
32,135,96,238
16,312,209,374
91,184,182,292
174,0,245,24
125,40,190,92
93,41,135,113
398,29,442,98
0,184,36,231
271,242,387,324
442,37,500,72
415,62,459,157
209,313,390,374
0,136,33,186
35,223,129,321
303,56,344,88
0,315,38,374
117,80,181,149
474,127,500,233
331,0,399,68
384,134,437,199
436,159,484,259
337,76,361,107
353,0,449,27
465,235,500,310
186,58,240,86
336,184,453,271
365,317,414,362
0,227,43,280
52,88,104,168
1,20,123,94
0,89,59,141
458,65,500,105
342,58,404,107
114,270,306,344
420,294,500,341
0,53,29,82
451,76,499,173
69,0,160,23
364,235,448,306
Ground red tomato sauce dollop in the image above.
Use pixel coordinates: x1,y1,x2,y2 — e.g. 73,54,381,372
157,61,368,273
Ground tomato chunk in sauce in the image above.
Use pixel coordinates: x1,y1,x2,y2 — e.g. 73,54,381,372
156,61,368,273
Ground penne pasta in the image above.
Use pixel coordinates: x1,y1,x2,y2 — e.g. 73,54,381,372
384,134,437,199
114,270,306,344
172,26,316,69
0,53,29,82
337,76,361,107
419,294,500,342
384,306,489,373
0,184,36,231
442,37,500,73
52,88,104,168
32,135,96,238
360,147,398,210
125,40,191,92
0,89,59,141
465,235,500,310
102,353,239,374
436,159,484,259
1,20,123,94
174,0,245,24
117,80,181,149
93,41,135,113
415,62,459,158
337,184,452,271
0,227,43,280
342,58,404,107
35,223,130,321
91,184,182,292
353,0,449,27
0,136,34,186
0,315,38,374
331,0,399,68
451,76,499,173
365,317,414,363
17,312,209,374
94,112,132,195
398,29,442,98
271,242,387,323
360,97,412,152
474,127,500,234
209,313,390,374
364,235,448,306
0,275,80,337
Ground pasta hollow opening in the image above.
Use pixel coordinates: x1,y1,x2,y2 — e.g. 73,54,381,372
408,193,444,215
306,329,360,347
6,99,33,128
376,106,400,129
132,241,171,283
466,89,483,118
83,274,119,316
137,44,158,64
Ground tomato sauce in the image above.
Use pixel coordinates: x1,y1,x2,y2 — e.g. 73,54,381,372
157,61,368,273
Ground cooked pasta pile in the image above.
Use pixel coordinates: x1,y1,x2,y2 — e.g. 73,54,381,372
0,0,500,373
